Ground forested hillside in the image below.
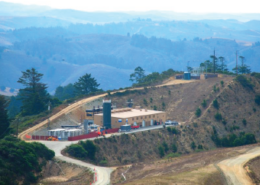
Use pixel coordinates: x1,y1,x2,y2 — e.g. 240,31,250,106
1,29,260,92
1,1,260,93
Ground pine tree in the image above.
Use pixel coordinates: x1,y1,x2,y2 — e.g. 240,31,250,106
74,74,100,95
18,68,49,115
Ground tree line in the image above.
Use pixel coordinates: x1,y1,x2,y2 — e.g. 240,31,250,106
7,68,101,119
129,67,177,86
197,54,251,74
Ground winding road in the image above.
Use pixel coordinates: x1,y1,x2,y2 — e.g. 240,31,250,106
218,147,260,185
39,140,113,185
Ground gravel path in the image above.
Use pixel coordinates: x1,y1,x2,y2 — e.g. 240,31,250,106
218,147,260,185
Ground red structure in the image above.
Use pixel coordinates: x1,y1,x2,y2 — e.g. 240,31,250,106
131,125,139,129
68,128,119,141
32,135,57,140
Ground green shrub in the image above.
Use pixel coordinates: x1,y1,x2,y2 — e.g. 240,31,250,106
164,153,181,159
190,142,196,150
162,141,169,152
162,102,166,110
255,95,260,105
213,99,219,109
193,122,198,127
143,98,148,106
235,75,254,90
243,118,247,126
99,159,108,166
214,112,222,121
221,81,224,87
79,140,97,160
211,127,256,147
170,127,179,134
66,144,88,158
201,99,207,108
158,145,165,157
198,144,203,150
195,108,201,117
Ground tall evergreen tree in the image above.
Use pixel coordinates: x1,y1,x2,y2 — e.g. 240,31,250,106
74,74,100,95
18,68,49,115
218,56,228,72
130,66,146,83
232,56,251,74
0,95,10,138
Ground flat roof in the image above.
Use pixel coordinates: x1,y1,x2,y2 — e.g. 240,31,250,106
95,109,164,119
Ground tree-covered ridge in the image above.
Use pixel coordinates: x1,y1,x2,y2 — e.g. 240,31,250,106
54,73,102,101
0,136,55,185
130,67,178,87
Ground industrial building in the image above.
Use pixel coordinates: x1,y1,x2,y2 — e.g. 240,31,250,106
94,107,166,128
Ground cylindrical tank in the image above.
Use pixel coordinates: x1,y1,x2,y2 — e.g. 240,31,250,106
142,120,145,127
184,72,191,80
103,100,111,129
84,120,89,134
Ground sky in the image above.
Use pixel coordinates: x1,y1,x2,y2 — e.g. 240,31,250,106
2,0,260,13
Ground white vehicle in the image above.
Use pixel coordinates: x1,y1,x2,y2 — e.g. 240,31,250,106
165,120,178,125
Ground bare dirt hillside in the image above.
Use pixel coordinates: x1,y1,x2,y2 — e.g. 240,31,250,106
196,75,260,140
245,155,260,184
109,76,233,122
40,159,93,185
73,75,260,169
112,144,259,185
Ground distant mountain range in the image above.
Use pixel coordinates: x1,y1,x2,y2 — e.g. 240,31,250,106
0,1,260,94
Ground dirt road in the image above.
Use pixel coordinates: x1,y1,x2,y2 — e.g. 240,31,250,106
40,140,113,185
218,147,260,185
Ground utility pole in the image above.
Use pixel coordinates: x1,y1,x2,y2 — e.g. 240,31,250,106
236,50,238,75
48,101,51,130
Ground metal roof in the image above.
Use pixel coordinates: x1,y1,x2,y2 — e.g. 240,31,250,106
95,109,164,119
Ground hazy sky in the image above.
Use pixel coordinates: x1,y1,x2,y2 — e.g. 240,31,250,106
2,0,260,13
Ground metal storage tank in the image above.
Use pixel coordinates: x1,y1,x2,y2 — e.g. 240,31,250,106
183,72,191,80
103,99,111,129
